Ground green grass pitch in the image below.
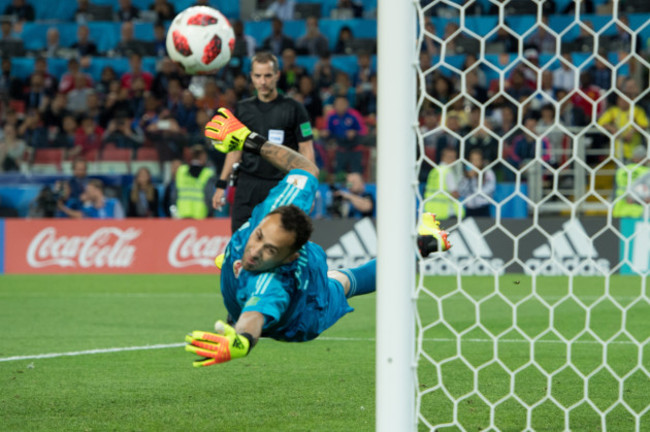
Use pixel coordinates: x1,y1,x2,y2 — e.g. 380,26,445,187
0,274,648,431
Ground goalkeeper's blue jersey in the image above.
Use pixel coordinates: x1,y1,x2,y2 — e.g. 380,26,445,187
220,169,353,342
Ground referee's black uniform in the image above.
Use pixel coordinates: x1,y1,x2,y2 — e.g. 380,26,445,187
232,93,314,231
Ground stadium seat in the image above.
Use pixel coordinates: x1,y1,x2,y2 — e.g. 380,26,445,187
30,148,65,174
102,146,133,162
32,148,64,165
83,148,100,162
622,0,650,12
0,40,26,57
86,4,115,21
294,3,322,18
136,147,160,161
349,38,376,54
504,0,538,15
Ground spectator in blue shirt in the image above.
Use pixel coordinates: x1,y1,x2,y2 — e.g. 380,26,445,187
589,56,612,91
59,179,125,219
323,96,364,174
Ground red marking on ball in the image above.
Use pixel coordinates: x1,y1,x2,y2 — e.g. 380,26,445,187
202,35,222,65
187,13,218,26
172,31,192,57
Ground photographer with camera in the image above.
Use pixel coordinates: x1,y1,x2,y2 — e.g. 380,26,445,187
57,179,124,219
330,171,375,218
27,179,82,218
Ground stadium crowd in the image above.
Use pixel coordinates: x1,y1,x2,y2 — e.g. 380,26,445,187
0,0,649,219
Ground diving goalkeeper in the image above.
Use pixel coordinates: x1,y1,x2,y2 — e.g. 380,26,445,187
185,108,451,366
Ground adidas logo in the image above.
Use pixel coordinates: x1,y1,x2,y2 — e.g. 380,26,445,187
525,219,610,276
326,218,376,269
422,218,504,276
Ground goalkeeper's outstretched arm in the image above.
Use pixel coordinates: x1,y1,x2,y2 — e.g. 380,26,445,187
205,107,319,179
185,312,265,368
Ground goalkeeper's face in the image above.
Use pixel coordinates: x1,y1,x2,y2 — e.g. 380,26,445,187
242,214,299,272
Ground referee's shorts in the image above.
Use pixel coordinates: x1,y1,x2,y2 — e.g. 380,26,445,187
231,172,280,232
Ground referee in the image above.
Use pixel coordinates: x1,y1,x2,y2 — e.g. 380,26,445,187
212,52,315,232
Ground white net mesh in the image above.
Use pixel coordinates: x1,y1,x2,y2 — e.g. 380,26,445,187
414,0,650,430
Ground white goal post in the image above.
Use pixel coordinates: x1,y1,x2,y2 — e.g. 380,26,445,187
376,1,416,431
376,0,650,431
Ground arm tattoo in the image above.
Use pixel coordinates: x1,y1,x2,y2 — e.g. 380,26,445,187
260,142,319,177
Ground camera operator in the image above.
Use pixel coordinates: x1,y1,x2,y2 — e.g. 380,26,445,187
53,180,83,218
57,179,124,219
330,171,374,218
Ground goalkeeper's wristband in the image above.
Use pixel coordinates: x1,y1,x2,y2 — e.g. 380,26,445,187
240,332,257,350
243,132,266,155
216,179,228,189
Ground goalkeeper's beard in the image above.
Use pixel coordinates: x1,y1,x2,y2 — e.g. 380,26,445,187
242,249,260,271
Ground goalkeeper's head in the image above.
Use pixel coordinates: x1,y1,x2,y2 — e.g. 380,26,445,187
241,205,313,272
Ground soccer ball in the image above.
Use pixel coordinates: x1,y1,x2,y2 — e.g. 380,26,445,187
166,6,235,74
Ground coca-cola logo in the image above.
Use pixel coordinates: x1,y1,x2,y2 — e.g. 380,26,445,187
168,227,229,268
27,227,141,268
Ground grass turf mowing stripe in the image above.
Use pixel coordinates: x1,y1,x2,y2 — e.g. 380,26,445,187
0,337,639,363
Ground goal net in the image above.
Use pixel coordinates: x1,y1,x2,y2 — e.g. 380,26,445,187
408,0,650,431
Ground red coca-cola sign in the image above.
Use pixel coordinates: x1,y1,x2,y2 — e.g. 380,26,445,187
5,219,231,274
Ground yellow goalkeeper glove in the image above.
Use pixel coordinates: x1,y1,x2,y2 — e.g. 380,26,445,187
215,253,224,270
204,108,266,154
185,321,253,367
417,213,451,256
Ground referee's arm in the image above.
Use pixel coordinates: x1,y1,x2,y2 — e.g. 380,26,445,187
212,151,241,210
298,140,315,165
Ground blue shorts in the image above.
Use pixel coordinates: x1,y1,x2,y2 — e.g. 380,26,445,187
319,278,354,334
283,277,354,342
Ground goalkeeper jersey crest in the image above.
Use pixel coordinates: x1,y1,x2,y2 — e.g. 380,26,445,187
220,169,336,342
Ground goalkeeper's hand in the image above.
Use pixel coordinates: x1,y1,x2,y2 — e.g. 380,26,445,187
417,213,451,256
185,320,252,367
204,108,251,153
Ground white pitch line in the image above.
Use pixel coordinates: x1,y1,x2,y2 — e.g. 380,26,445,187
0,337,643,363
0,343,185,363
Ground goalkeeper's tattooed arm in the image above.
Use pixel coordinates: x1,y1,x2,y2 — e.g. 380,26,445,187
205,107,319,178
259,140,319,178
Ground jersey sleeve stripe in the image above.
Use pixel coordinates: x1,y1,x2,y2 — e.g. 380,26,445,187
254,273,275,296
271,183,301,210
279,188,300,207
270,184,293,209
254,273,269,295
